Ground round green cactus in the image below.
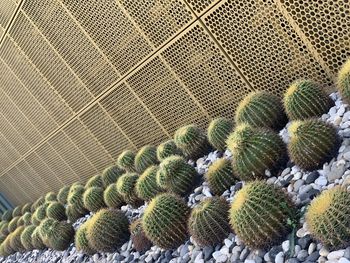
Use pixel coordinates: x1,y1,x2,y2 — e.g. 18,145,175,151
45,192,57,202
337,59,350,104
134,145,158,173
205,158,237,196
10,226,25,252
86,209,130,252
31,213,40,226
31,196,45,212
46,201,67,221
34,202,51,222
22,212,32,226
0,222,9,236
8,216,20,233
188,197,231,246
103,183,125,209
12,206,22,217
2,210,13,222
156,155,197,196
31,226,45,250
75,224,95,255
117,150,136,172
283,79,333,120
20,225,36,251
142,193,190,249
1,235,14,256
66,204,85,223
157,140,182,161
130,219,152,252
136,165,163,201
226,124,287,180
17,216,25,227
207,117,234,151
116,173,142,207
83,187,107,213
85,174,104,188
102,165,124,187
21,203,32,214
306,187,350,249
288,119,340,170
230,181,297,249
174,124,210,160
67,185,87,214
38,218,56,247
57,186,70,205
235,91,287,130
49,221,75,251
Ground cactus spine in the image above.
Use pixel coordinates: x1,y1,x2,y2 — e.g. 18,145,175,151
130,219,152,252
157,140,182,161
102,165,124,187
83,187,107,213
337,59,350,104
134,145,158,173
116,173,142,207
46,202,67,221
207,117,234,151
136,166,163,201
117,150,136,172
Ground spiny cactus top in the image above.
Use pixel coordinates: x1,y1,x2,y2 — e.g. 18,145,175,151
32,196,45,212
136,165,163,201
116,173,142,207
226,124,287,180
174,124,210,160
142,193,190,249
83,187,107,213
306,187,350,249
75,223,95,255
283,79,333,120
235,91,287,130
21,203,32,215
288,119,339,170
207,117,234,151
230,181,297,249
67,185,86,214
22,212,32,226
45,192,57,202
57,186,70,205
157,140,182,161
103,183,124,209
129,219,152,252
46,201,67,221
12,206,22,218
8,217,20,233
85,175,104,188
102,165,124,187
86,209,130,252
338,59,350,104
0,222,9,236
2,210,12,222
188,197,231,246
134,145,158,173
117,150,136,172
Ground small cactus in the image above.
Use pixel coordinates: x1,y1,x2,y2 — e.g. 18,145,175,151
136,166,163,201
86,209,130,252
174,124,210,160
31,197,45,213
57,186,70,204
38,218,56,247
235,91,287,130
10,226,25,252
31,226,46,250
288,119,340,170
156,156,197,196
12,206,22,217
45,192,57,202
134,145,158,173
49,221,75,251
116,173,142,207
21,203,32,214
306,187,350,249
8,217,20,233
17,216,25,227
117,150,136,172
85,175,104,188
46,202,67,221
75,224,95,255
103,183,125,209
2,210,13,222
229,181,297,249
283,79,333,120
157,140,182,161
34,202,50,222
66,204,85,223
31,213,40,226
205,158,237,196
337,59,350,104
102,165,124,187
188,197,231,246
142,193,190,249
2,235,14,256
67,185,87,214
207,117,234,151
20,225,36,251
0,222,9,236
129,219,152,252
226,124,287,180
83,187,107,213
22,212,32,226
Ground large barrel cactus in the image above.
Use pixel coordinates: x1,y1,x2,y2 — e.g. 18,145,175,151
142,193,190,249
188,197,231,246
136,166,163,201
338,59,350,104
83,187,107,213
102,165,124,187
288,119,339,170
174,124,210,160
75,223,95,255
116,173,142,207
117,150,136,172
31,226,46,250
306,187,350,249
235,91,287,130
45,192,57,202
283,79,333,120
226,124,287,180
134,145,158,173
86,209,130,252
130,219,152,252
230,181,297,249
20,225,36,251
34,202,50,222
85,175,104,188
57,186,70,205
46,201,67,221
67,185,87,214
207,117,234,151
156,155,197,196
49,221,75,251
103,183,125,209
205,158,237,195
157,140,182,161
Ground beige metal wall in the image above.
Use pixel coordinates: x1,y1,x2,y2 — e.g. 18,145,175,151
0,0,348,205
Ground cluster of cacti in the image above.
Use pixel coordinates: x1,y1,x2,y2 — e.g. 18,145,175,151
156,155,197,196
86,209,130,252
156,140,182,161
288,119,339,170
136,166,163,201
174,124,210,160
20,225,36,251
45,192,57,202
116,173,142,207
142,193,190,249
235,91,287,130
188,197,231,246
83,187,106,213
117,150,136,172
338,59,350,104
230,181,297,249
85,175,104,188
134,145,158,173
57,186,70,204
129,219,152,252
207,118,234,151
205,158,237,195
46,202,67,221
102,165,124,187
75,224,95,255
103,183,125,209
283,80,333,120
226,124,287,180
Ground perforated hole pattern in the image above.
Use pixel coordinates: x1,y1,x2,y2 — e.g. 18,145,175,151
0,0,348,204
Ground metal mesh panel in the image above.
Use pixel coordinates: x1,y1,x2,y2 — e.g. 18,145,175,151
185,0,220,15
0,0,16,29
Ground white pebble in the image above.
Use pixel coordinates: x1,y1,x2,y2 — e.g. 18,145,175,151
328,250,345,260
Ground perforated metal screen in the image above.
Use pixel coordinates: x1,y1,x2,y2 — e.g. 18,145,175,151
0,0,348,205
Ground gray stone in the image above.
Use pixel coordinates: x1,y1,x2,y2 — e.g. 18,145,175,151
306,251,319,261
239,247,250,261
203,246,214,260
269,246,283,260
344,247,350,258
179,245,189,257
234,182,243,192
328,250,345,260
305,171,319,184
293,179,304,191
298,235,312,249
297,250,308,261
308,242,316,255
275,252,284,263
328,162,346,182
287,258,300,263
